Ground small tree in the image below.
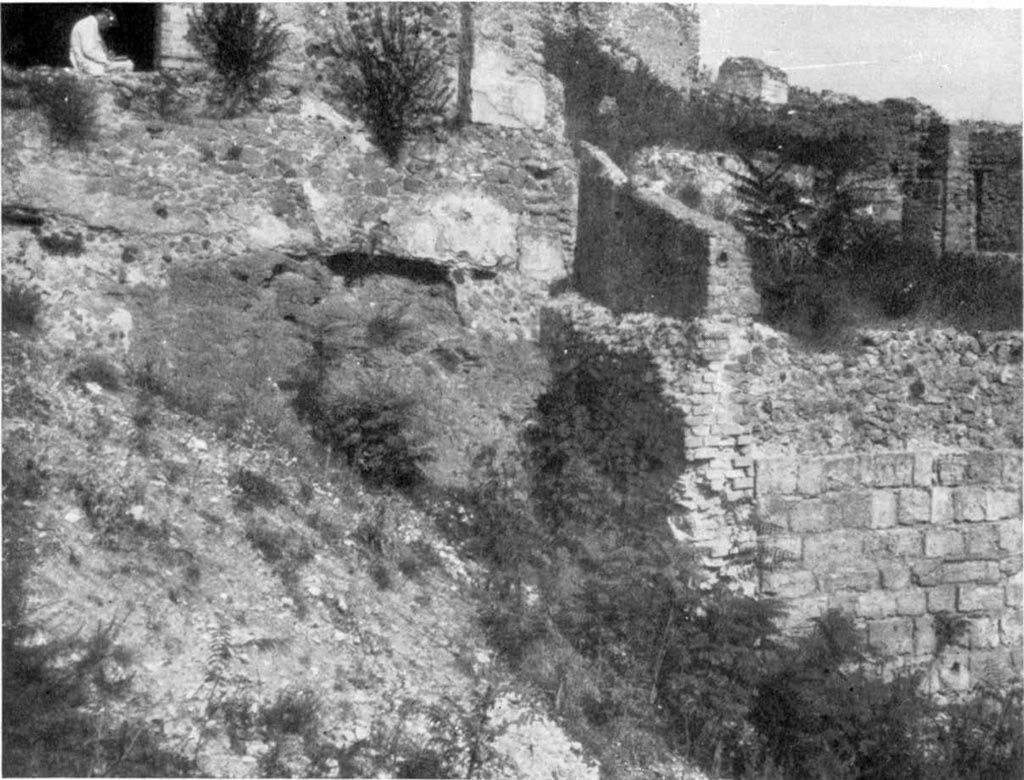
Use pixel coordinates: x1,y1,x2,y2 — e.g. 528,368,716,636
186,4,288,118
330,7,454,163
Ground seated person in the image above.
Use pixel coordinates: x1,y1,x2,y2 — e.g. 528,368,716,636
69,8,133,75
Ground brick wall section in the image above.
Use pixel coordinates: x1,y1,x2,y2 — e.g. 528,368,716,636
756,450,1022,689
540,296,758,566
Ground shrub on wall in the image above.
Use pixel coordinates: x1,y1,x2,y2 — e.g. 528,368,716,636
329,7,454,164
186,4,288,118
25,73,99,149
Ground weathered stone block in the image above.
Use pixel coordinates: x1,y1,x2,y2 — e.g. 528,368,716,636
763,534,802,562
926,585,958,612
1006,572,1023,607
936,453,968,486
470,49,546,129
797,459,823,496
911,559,943,587
956,583,1005,611
865,453,915,487
867,617,914,655
870,491,897,529
842,491,873,528
789,498,832,534
953,487,987,522
966,451,1003,483
898,489,931,525
753,495,798,532
879,562,911,589
756,457,798,495
968,616,1002,649
969,649,1015,681
1002,451,1023,485
913,451,935,488
964,524,1001,558
821,455,861,492
866,528,923,558
924,528,965,559
802,531,864,566
941,560,1001,584
518,230,567,282
1001,609,1022,646
855,592,898,620
895,589,927,616
986,489,1022,521
820,569,879,593
914,615,937,656
762,569,817,597
931,487,955,525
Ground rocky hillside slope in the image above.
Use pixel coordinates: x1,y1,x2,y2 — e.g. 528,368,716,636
0,73,652,778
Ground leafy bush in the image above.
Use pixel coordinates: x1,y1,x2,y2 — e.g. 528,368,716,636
186,4,288,118
330,7,454,163
366,306,411,347
937,681,1023,780
26,73,98,149
68,354,122,392
229,468,287,510
292,373,431,489
2,281,43,333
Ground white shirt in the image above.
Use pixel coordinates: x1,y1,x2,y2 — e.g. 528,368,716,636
69,15,110,75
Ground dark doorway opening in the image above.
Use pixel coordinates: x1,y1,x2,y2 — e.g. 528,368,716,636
2,4,158,71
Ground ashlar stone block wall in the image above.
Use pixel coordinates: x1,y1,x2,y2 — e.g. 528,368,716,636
757,450,1022,688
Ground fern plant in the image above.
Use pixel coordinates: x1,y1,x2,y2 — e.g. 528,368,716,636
186,4,289,118
330,7,454,163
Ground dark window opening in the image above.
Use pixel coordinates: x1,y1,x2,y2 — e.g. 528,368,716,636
2,4,158,71
973,168,985,250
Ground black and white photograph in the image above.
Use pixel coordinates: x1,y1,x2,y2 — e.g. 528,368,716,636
2,2,1021,778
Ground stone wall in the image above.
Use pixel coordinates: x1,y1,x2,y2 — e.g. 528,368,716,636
756,450,1022,688
969,123,1023,253
715,57,789,105
551,137,1020,686
744,326,1023,455
158,4,201,70
568,3,701,95
574,142,757,322
542,294,1023,682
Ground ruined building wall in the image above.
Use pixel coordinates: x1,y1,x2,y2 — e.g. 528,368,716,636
569,3,701,94
549,139,1022,688
575,143,757,322
757,450,1022,686
969,124,1024,252
715,57,789,105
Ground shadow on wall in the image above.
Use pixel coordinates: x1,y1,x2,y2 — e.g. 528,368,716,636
529,327,690,537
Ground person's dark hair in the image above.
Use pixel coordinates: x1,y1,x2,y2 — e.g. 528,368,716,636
96,8,117,26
